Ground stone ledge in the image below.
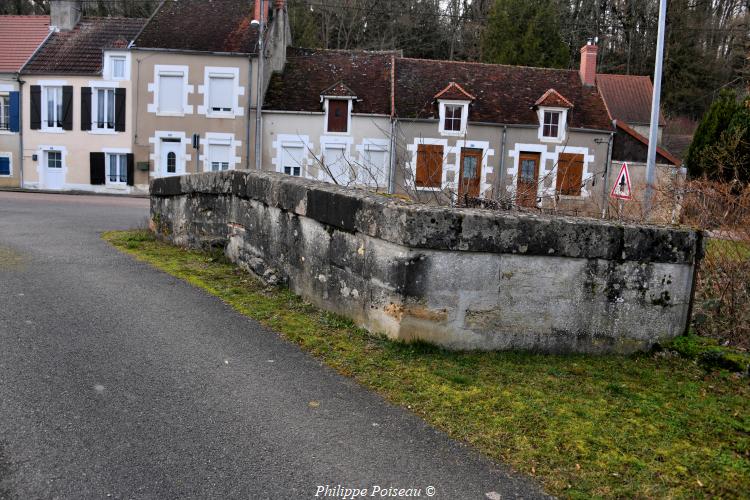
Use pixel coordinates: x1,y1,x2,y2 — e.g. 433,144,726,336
151,170,701,264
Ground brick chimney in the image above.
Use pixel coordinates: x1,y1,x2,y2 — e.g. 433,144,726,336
50,0,81,31
579,38,598,87
254,0,271,23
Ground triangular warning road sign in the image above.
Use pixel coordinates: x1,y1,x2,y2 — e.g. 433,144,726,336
610,162,633,200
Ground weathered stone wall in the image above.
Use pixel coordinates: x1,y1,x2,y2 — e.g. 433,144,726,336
150,170,703,354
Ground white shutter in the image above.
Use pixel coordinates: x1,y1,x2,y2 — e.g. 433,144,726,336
323,145,350,184
209,76,234,112
282,144,304,176
362,146,387,186
209,143,231,171
158,74,184,113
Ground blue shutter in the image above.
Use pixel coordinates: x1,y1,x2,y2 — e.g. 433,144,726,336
0,157,10,176
9,92,20,132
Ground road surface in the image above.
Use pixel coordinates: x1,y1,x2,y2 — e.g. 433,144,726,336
0,191,547,499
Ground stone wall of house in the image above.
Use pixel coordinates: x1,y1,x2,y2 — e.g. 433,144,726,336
150,170,703,354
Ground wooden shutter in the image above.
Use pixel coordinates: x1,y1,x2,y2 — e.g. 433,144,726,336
556,153,584,196
90,152,105,185
126,153,134,186
81,87,91,131
9,91,20,132
327,100,348,133
62,85,73,131
115,88,126,132
30,86,41,130
416,144,443,188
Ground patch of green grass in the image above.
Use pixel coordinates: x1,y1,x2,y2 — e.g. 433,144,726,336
104,230,750,499
705,238,750,262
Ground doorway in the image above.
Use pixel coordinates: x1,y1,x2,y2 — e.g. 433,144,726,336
458,148,482,198
160,139,183,176
516,152,540,208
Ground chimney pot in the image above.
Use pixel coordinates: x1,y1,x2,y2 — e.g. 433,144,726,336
579,40,598,87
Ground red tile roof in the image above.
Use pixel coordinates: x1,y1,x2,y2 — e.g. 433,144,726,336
434,82,475,101
264,48,397,115
0,16,50,73
395,58,612,130
22,17,145,74
133,0,259,54
535,88,574,108
596,73,666,126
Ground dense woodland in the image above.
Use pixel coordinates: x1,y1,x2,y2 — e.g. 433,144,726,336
3,0,748,119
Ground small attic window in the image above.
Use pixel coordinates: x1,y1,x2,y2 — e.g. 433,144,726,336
326,99,349,133
438,101,468,136
542,110,561,138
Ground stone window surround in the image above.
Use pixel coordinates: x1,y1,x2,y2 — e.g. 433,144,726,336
148,131,191,177
148,65,193,117
198,66,245,119
197,132,242,172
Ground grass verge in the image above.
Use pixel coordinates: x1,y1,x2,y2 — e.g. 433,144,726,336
103,229,750,499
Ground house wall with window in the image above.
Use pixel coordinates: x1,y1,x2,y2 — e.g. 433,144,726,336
261,111,393,190
130,51,253,181
0,79,22,188
21,67,137,193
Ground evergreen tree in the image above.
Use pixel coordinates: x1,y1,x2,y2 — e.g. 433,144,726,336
480,0,569,68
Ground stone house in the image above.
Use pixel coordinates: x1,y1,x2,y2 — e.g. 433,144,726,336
0,15,50,189
128,0,290,186
19,3,145,193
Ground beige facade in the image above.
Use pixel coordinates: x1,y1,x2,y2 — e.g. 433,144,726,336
22,54,137,193
131,51,255,184
0,78,20,188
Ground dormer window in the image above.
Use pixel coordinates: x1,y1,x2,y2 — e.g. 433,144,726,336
434,82,474,137
542,110,561,138
534,89,573,143
321,81,356,135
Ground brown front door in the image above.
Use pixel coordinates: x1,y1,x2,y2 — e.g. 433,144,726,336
517,152,540,208
459,148,482,198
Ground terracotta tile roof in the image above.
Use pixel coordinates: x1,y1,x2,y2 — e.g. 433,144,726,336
22,17,145,74
535,88,574,108
133,0,259,54
597,73,666,126
616,120,681,166
395,58,612,130
321,81,357,98
434,82,475,101
0,16,50,73
264,48,396,115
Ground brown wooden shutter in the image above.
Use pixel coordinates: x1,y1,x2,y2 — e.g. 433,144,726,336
81,87,92,131
90,152,106,185
115,88,126,132
416,144,443,188
327,99,348,133
556,153,584,196
30,86,41,130
62,85,73,130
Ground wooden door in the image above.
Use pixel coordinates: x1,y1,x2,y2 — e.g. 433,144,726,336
459,148,482,198
516,152,540,208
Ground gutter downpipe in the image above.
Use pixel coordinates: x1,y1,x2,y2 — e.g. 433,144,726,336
253,0,265,171
387,53,396,194
496,125,507,201
18,77,24,188
601,122,615,219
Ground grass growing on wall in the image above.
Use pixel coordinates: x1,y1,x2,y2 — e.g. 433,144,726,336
103,230,750,499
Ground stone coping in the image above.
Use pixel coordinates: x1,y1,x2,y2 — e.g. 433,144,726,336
151,171,702,264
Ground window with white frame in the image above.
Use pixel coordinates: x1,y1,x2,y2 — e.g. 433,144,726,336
208,74,234,114
158,73,185,114
46,150,62,169
0,154,10,176
0,94,8,130
94,88,115,130
361,144,388,186
209,143,231,171
542,110,561,138
43,86,63,129
111,56,126,80
108,153,127,183
438,101,468,135
281,144,304,176
322,144,351,184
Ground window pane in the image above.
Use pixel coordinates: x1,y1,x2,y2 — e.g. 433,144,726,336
109,153,117,179
159,75,184,113
55,88,62,127
112,57,125,78
209,76,233,111
119,154,127,181
97,89,105,126
0,95,8,130
107,89,114,128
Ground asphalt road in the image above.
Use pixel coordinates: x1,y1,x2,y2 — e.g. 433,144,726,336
0,191,547,500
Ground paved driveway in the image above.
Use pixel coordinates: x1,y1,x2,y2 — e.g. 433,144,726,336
0,191,547,499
